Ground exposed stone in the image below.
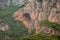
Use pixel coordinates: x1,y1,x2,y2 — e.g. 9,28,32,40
40,26,60,35
13,0,60,35
0,23,9,31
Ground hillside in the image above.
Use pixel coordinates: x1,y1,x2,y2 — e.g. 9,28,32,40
0,0,60,40
14,0,60,35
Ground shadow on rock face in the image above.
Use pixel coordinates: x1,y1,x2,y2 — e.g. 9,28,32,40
23,13,31,21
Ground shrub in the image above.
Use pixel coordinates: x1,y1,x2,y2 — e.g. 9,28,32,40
40,20,60,31
20,34,60,40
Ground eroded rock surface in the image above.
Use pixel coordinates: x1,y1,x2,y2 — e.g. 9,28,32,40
13,0,60,35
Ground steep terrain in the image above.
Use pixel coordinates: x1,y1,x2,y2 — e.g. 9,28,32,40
14,0,60,35
0,0,60,40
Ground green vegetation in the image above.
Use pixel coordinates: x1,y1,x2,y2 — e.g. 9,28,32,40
0,0,60,40
0,6,19,17
20,34,60,40
0,5,28,40
0,30,60,40
0,31,7,40
40,20,60,31
29,29,36,35
5,20,28,40
38,0,43,3
0,6,60,40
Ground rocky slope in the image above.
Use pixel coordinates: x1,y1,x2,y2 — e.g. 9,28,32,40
14,0,60,35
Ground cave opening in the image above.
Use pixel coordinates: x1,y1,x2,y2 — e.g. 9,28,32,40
23,13,31,20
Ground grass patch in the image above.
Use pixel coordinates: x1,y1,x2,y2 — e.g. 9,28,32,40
0,6,19,17
0,3,28,40
20,33,60,40
40,20,60,31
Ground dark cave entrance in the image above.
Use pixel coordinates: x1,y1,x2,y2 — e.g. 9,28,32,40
23,13,31,21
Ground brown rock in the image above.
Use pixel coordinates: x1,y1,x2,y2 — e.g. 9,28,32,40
13,0,60,35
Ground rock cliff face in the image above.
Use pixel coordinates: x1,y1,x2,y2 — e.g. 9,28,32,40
14,0,60,35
